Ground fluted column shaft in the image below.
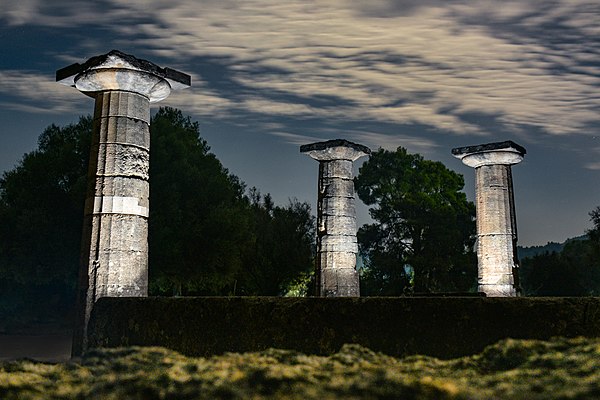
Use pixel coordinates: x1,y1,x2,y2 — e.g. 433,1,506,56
452,141,525,297
84,91,151,300
318,158,360,296
474,164,517,296
57,50,190,356
301,139,370,297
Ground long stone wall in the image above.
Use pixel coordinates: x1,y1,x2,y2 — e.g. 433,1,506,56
87,297,600,359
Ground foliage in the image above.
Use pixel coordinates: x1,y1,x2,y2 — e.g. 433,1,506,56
355,147,476,295
3,338,600,399
587,205,600,263
234,189,315,296
148,107,250,296
517,241,566,260
520,208,600,296
0,117,92,325
0,108,315,328
148,110,315,296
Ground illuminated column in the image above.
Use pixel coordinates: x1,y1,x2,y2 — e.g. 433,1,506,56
57,50,190,355
301,139,370,297
452,141,526,297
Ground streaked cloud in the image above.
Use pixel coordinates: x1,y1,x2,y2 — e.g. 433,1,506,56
2,0,599,144
265,131,323,146
0,70,83,114
346,130,439,155
158,77,234,118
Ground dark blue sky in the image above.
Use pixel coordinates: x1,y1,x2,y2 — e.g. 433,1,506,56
1,0,599,246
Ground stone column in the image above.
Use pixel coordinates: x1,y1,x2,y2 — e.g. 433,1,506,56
57,50,190,355
301,139,370,297
452,141,526,297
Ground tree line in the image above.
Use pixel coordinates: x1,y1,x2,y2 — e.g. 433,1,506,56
0,108,315,328
519,217,600,296
1,107,599,328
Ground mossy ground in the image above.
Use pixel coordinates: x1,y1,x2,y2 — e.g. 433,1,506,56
1,337,599,399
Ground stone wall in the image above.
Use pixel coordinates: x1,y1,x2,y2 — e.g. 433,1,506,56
87,297,600,359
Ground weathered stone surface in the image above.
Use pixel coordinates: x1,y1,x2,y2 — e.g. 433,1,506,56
319,251,358,270
302,140,370,297
90,176,149,201
322,267,360,297
322,215,357,235
321,178,355,198
85,196,149,218
93,117,151,149
320,235,357,245
300,139,371,161
321,197,355,217
453,141,525,297
89,144,150,180
321,159,353,178
321,236,358,253
452,140,526,158
95,91,150,122
57,50,191,102
77,69,171,102
59,50,190,357
76,92,151,356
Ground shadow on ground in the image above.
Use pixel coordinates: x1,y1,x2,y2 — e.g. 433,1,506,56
0,333,71,362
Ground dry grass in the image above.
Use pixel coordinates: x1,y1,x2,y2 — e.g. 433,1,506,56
1,337,599,399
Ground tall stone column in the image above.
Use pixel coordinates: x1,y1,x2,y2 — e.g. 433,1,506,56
452,141,526,297
301,139,370,297
57,50,190,355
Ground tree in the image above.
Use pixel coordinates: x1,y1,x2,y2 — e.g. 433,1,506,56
233,189,315,296
355,147,476,295
587,206,600,263
148,107,250,296
0,107,317,328
0,117,92,325
519,206,600,296
520,240,600,296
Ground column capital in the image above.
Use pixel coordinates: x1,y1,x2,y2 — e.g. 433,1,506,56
56,50,191,102
452,140,526,168
300,139,371,162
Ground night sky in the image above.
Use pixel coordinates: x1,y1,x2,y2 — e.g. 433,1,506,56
1,0,599,246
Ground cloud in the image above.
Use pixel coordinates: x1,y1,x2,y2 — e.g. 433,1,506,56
158,78,234,118
584,162,600,170
3,0,600,140
0,70,84,114
0,0,133,27
265,130,323,146
347,130,439,153
126,0,600,138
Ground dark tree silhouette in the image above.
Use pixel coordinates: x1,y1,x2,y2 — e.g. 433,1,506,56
148,107,250,296
234,189,315,296
0,108,315,329
520,240,600,296
0,117,91,326
355,147,476,295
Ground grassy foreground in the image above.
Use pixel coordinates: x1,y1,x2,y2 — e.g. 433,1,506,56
1,337,599,399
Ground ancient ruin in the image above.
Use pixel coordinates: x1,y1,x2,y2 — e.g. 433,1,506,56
301,139,370,297
57,50,190,355
452,141,526,297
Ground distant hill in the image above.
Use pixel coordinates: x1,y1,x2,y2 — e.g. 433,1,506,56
517,235,587,260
